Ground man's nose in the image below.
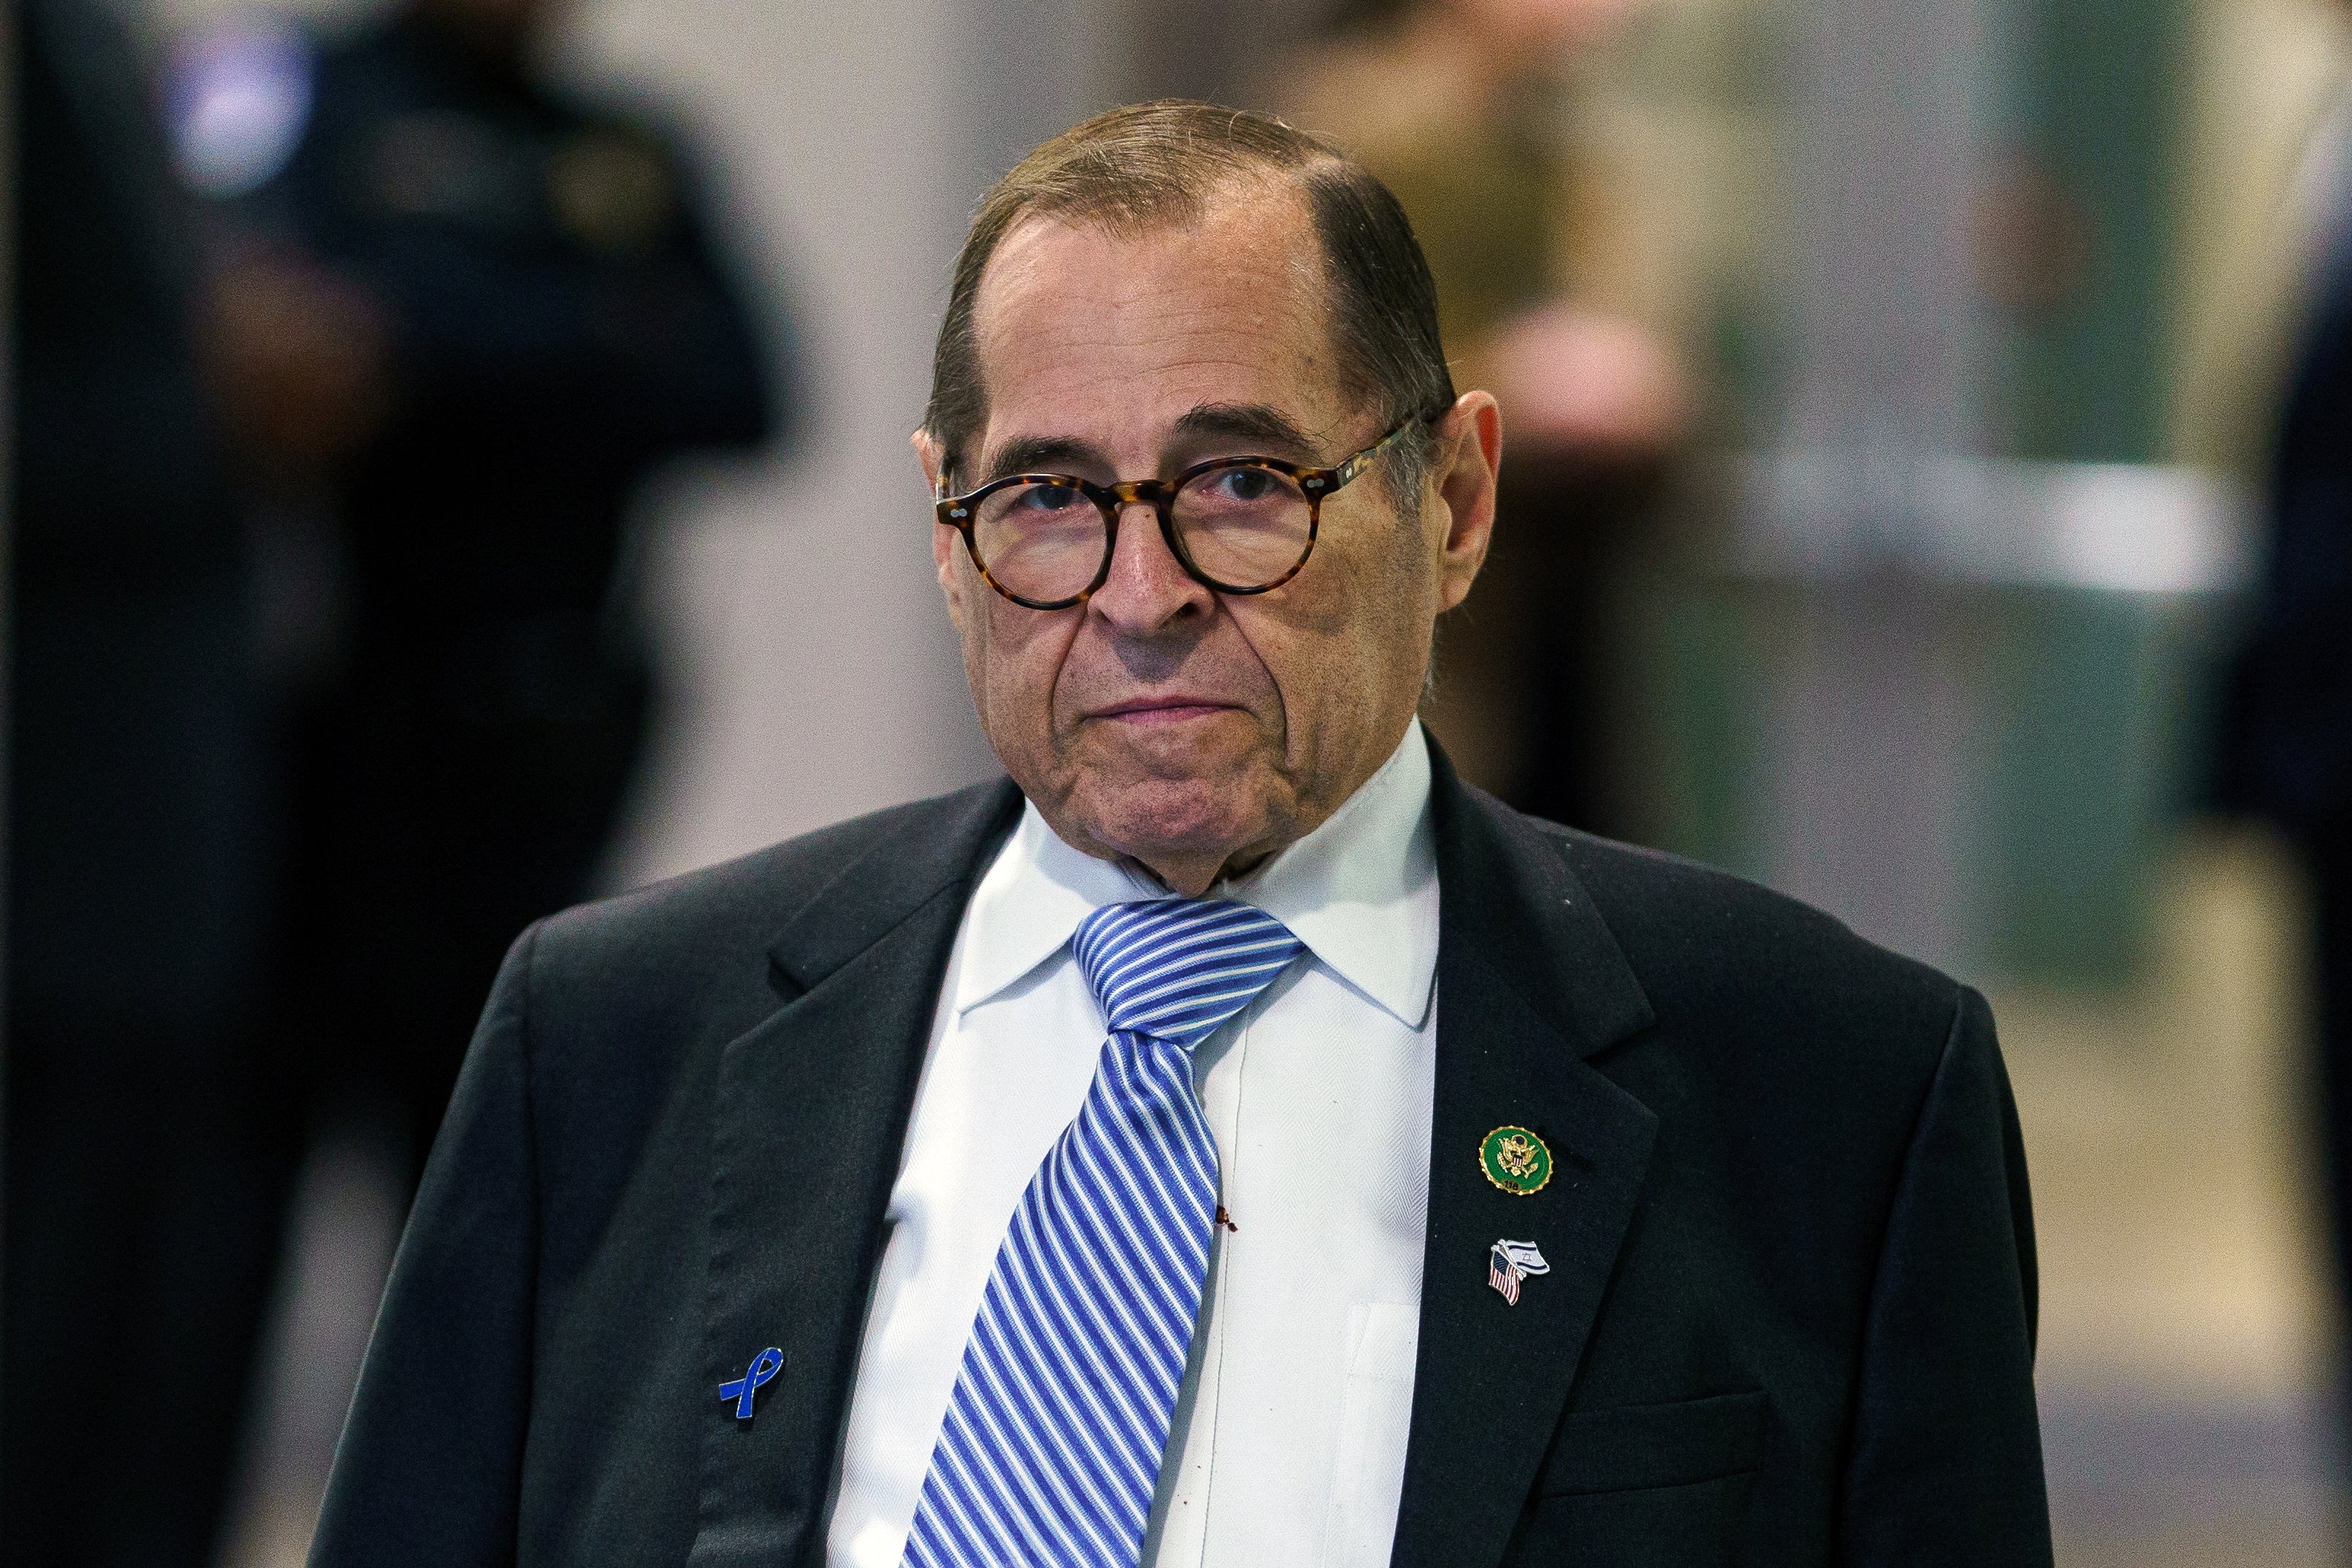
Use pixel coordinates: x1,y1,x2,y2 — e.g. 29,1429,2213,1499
1088,500,1213,632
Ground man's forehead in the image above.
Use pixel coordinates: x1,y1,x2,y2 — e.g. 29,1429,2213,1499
980,174,1319,300
968,187,1341,443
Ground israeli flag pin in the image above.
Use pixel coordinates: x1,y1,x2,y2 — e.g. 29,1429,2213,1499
718,1346,784,1419
1488,1238,1550,1306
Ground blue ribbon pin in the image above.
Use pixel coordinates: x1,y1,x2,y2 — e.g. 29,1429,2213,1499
718,1346,783,1419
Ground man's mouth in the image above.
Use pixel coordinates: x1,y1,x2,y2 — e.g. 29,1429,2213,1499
1090,696,1240,725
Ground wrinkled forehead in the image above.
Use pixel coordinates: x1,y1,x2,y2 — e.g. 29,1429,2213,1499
965,185,1353,467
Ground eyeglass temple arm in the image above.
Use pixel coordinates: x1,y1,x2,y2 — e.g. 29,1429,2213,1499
1321,416,1426,493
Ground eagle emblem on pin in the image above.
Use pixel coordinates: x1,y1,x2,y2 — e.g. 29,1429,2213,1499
1489,1238,1550,1305
1479,1125,1553,1195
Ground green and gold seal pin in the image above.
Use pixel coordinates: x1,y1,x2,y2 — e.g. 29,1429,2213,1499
1480,1126,1553,1195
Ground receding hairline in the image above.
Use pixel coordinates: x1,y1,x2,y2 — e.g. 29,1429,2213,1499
947,167,1359,468
1001,143,1336,228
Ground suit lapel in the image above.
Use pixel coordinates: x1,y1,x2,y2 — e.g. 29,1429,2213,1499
1391,752,1659,1567
687,779,1022,1568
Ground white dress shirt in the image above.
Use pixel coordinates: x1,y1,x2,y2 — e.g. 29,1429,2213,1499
826,721,1440,1568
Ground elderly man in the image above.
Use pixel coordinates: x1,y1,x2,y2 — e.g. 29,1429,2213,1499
311,102,2049,1567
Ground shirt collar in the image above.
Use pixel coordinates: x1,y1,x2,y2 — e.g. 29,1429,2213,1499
953,722,1438,1028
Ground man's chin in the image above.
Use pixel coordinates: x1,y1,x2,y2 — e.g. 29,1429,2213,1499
1064,775,1282,880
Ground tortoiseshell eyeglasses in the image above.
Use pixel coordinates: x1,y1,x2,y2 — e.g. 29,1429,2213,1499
933,418,1426,610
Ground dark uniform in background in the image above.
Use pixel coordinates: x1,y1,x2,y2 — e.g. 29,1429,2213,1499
205,0,781,1179
1,1,778,1561
2221,110,2352,1421
4,1,281,1563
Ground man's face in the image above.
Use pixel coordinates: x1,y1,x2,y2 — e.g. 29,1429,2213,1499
922,180,1497,894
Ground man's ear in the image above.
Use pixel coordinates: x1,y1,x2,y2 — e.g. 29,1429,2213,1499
915,428,968,634
1429,391,1502,614
914,426,949,494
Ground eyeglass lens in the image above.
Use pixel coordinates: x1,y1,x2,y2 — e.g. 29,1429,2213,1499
972,464,1313,602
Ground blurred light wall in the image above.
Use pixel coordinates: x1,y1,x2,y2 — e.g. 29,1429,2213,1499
578,0,1113,885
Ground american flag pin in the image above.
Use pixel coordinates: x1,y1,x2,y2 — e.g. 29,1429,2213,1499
1488,1238,1550,1305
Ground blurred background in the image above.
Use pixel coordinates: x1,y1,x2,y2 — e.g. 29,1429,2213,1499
4,0,2349,1562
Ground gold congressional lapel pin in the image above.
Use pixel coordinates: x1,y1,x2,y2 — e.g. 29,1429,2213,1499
1488,1238,1551,1305
1479,1125,1553,1195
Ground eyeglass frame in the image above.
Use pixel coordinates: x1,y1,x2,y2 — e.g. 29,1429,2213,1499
932,415,1432,611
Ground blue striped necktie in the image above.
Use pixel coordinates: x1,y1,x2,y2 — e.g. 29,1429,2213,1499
901,899,1305,1568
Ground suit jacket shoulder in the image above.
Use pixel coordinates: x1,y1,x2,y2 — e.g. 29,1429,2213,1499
1545,821,1965,1105
527,777,1020,1020
511,773,1020,1222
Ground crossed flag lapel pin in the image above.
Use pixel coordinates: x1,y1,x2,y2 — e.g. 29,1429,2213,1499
1488,1238,1550,1305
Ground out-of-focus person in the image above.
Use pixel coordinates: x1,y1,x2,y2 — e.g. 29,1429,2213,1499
2219,53,2352,1417
1264,0,1691,833
3,1,282,1564
181,0,783,1184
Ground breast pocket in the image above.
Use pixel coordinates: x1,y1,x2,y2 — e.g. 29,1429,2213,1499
1321,1302,1421,1568
1506,1390,1768,1568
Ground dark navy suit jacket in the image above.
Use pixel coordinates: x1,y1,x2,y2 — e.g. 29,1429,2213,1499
309,750,2052,1567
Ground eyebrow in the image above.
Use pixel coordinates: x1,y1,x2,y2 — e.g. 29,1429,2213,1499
1171,403,1321,460
974,402,1327,487
981,435,1106,484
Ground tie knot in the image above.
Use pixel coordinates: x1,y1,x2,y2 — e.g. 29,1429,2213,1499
1073,899,1304,1049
